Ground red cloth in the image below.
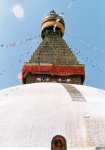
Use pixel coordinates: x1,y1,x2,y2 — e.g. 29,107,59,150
22,64,85,77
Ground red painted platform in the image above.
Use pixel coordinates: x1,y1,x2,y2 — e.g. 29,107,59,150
22,64,85,79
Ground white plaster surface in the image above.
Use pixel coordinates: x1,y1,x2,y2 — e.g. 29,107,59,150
0,83,105,149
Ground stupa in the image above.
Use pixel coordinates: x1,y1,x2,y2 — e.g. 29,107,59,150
0,11,105,150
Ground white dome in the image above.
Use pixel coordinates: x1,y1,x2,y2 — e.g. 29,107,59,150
0,83,105,149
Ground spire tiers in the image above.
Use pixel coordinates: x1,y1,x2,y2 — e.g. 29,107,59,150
21,10,85,85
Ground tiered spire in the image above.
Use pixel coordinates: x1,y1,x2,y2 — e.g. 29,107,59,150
21,10,85,84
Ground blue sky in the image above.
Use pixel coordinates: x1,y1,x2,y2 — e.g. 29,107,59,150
0,0,105,90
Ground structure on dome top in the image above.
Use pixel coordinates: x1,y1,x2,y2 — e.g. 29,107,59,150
21,10,85,84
